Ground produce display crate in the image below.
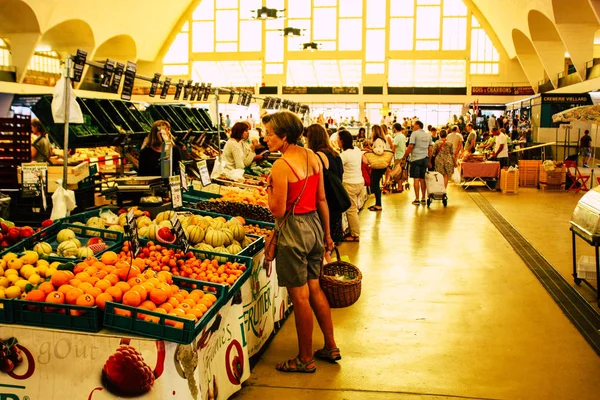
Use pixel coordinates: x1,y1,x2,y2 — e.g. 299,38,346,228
539,165,567,186
500,169,519,194
13,299,102,333
577,256,598,280
540,183,565,191
0,298,15,323
193,200,274,223
518,160,542,187
77,98,119,134
103,277,227,344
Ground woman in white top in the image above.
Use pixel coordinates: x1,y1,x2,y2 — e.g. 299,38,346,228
338,130,368,241
381,124,394,192
222,122,259,173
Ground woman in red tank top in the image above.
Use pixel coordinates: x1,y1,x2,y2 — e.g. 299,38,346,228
263,111,340,373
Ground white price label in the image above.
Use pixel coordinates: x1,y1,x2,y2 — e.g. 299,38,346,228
169,175,183,208
197,160,212,187
179,161,188,191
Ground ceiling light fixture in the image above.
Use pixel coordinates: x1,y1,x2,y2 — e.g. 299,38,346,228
282,27,304,37
302,42,320,51
251,6,284,20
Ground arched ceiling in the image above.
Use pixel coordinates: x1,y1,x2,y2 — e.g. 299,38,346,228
40,19,95,55
94,35,137,61
0,0,39,34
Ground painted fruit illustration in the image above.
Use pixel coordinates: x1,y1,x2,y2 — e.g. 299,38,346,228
102,339,165,396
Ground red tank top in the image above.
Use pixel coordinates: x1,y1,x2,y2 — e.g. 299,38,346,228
281,158,319,214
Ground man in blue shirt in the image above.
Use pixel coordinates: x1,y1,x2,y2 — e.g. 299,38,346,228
402,120,433,205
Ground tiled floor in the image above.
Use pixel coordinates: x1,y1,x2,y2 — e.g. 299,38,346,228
234,183,600,400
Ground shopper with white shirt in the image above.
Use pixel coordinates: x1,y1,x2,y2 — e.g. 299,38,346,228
489,127,509,167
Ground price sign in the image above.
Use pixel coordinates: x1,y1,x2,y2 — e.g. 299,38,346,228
170,213,189,253
126,209,140,257
179,161,188,191
169,175,183,208
121,61,137,101
228,91,235,104
197,160,211,187
72,49,87,83
202,83,211,101
149,72,161,97
21,162,47,198
182,80,193,101
111,62,125,91
160,77,172,99
101,59,115,88
190,83,200,101
174,79,184,100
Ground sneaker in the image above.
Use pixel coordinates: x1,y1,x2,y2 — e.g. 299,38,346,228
412,199,420,205
420,199,427,204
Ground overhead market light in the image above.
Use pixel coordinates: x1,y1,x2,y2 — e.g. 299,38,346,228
281,27,304,37
302,42,320,51
251,7,284,20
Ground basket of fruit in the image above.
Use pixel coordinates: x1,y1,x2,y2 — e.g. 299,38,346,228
319,248,362,308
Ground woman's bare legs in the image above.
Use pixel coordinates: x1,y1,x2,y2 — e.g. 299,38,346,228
287,285,315,365
307,279,337,351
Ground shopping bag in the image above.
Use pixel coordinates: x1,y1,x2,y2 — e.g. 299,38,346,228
51,76,84,124
211,157,224,179
451,168,461,184
50,181,76,220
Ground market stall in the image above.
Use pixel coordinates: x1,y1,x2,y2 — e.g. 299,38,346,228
460,161,501,190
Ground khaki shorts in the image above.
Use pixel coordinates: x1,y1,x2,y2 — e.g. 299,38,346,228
275,212,325,288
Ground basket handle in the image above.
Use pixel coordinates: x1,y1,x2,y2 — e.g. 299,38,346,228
328,246,341,262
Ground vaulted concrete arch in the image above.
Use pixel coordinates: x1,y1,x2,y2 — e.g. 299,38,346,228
94,35,137,61
40,19,95,56
513,29,548,92
528,10,573,86
552,0,599,80
0,0,41,82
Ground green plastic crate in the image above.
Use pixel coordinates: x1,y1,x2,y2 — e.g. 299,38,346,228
0,298,15,323
103,277,227,344
13,300,102,333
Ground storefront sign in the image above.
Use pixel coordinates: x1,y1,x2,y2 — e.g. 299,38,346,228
197,160,212,187
332,86,359,94
541,94,592,104
169,175,183,208
471,86,535,96
282,86,308,95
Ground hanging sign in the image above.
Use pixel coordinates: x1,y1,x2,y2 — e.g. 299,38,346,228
182,80,193,101
101,59,115,88
72,49,87,83
228,90,235,104
179,161,188,191
21,162,47,200
126,208,140,257
203,83,212,101
111,62,125,91
197,160,211,187
174,79,184,100
160,77,172,99
120,61,137,101
170,212,189,252
245,93,252,107
190,82,200,101
149,72,161,97
169,175,183,209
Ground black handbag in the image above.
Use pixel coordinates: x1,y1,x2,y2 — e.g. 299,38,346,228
318,153,351,213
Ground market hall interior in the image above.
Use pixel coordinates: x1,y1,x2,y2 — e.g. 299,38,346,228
235,186,600,400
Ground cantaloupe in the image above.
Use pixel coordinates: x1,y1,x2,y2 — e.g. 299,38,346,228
106,225,124,239
155,210,176,223
188,215,203,225
159,220,173,229
33,242,52,256
136,216,152,229
118,213,128,227
204,228,226,248
229,224,245,242
146,224,159,241
242,236,254,248
86,217,106,228
138,226,149,238
211,221,225,230
212,246,230,263
71,238,82,248
185,225,205,245
221,228,234,247
214,216,227,224
227,243,243,254
57,229,76,243
77,247,95,259
194,243,214,260
57,240,79,257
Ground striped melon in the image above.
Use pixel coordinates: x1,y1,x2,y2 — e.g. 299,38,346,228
106,225,124,239
118,213,128,227
212,246,230,263
159,220,173,229
147,224,159,241
188,215,203,225
138,226,149,238
221,228,234,247
70,222,85,234
204,228,226,248
227,243,243,254
57,240,79,257
242,236,254,248
57,229,76,243
33,242,52,256
229,224,245,242
185,225,205,245
214,216,227,224
71,238,82,248
136,216,152,229
155,210,176,223
211,221,225,230
77,247,95,259
194,243,214,260
86,217,106,228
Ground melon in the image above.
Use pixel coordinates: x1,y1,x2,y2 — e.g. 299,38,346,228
86,217,106,228
57,240,79,257
212,246,230,263
57,229,76,243
136,216,152,229
204,228,226,248
211,221,225,230
146,224,159,241
188,215,203,225
71,238,82,248
77,247,95,259
33,242,52,256
221,228,234,247
118,213,128,227
229,224,246,242
214,216,227,224
70,221,85,234
227,243,243,254
155,210,176,224
106,225,124,240
194,243,214,260
138,226,149,238
186,225,205,245
159,220,173,229
226,217,242,227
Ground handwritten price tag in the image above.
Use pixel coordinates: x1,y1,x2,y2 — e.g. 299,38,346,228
169,175,183,208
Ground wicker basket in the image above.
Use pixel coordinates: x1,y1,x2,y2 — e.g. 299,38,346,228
319,248,362,308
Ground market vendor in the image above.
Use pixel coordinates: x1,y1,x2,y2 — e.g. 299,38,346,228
223,122,266,173
30,119,52,163
138,120,181,176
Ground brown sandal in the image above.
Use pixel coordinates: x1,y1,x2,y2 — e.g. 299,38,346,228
276,356,316,373
314,347,342,363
